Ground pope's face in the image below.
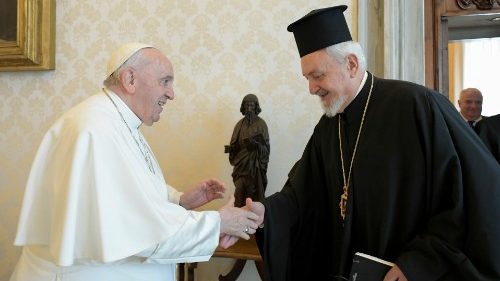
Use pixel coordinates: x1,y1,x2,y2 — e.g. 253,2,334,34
135,49,175,126
301,49,350,116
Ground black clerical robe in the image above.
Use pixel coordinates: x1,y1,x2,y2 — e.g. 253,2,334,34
257,73,500,281
477,114,500,164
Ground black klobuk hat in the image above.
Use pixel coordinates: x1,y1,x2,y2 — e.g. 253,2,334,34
287,5,352,57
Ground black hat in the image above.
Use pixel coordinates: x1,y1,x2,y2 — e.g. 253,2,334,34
287,5,352,57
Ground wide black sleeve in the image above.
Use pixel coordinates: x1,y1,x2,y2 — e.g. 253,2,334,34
256,160,300,281
256,121,337,281
476,116,500,163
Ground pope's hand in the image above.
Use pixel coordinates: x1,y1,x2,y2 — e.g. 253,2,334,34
180,179,225,210
219,196,259,240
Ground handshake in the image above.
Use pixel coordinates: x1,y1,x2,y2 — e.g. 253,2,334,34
180,179,264,250
218,196,265,249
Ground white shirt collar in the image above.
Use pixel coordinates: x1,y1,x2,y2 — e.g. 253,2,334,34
460,113,482,124
353,71,369,99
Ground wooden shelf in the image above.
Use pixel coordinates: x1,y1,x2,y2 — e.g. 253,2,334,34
178,236,266,281
213,236,262,261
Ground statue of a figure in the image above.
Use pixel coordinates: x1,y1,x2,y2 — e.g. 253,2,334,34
225,94,270,207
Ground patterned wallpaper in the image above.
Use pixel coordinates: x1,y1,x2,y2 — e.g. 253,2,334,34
0,0,352,280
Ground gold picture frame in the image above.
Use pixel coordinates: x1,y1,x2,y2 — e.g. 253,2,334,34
0,0,55,71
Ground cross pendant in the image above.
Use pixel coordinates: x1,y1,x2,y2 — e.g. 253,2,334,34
339,185,348,220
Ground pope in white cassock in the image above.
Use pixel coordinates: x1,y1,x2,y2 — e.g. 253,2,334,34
10,43,263,281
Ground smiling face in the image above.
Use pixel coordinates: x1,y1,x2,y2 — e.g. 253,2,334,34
301,49,356,117
132,49,175,126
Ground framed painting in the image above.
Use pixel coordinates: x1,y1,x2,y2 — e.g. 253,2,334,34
0,0,55,71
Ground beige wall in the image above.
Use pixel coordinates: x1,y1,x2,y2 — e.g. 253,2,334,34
0,1,353,280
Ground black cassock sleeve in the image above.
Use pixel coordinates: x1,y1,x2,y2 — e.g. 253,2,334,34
256,130,341,281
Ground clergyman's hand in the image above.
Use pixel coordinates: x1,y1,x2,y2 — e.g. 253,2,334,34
180,179,225,210
243,198,265,228
383,265,408,281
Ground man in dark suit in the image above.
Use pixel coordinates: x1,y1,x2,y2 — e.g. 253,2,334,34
477,114,500,163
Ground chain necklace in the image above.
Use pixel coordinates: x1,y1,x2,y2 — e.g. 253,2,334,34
338,74,374,221
103,88,156,174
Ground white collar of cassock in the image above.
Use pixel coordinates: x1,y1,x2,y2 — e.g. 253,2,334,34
353,71,369,99
104,88,143,130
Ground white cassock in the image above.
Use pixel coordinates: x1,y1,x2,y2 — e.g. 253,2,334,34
10,89,220,281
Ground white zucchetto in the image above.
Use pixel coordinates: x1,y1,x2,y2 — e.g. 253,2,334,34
106,42,153,77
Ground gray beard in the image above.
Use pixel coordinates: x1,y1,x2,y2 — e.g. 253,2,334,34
321,95,346,117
